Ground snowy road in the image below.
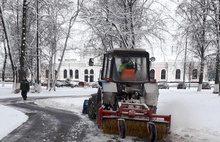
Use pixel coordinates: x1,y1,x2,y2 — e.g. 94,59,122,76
0,98,89,142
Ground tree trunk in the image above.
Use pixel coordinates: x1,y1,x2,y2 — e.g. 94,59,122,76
19,0,27,79
197,57,205,91
213,54,219,94
0,5,18,92
36,0,41,93
197,3,206,92
2,39,7,87
214,1,220,94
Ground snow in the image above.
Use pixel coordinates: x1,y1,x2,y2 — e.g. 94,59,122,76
0,105,28,139
0,84,220,141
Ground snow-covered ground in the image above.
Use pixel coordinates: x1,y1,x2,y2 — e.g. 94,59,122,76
0,84,220,141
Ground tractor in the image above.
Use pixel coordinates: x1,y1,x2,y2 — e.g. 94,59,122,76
84,48,171,141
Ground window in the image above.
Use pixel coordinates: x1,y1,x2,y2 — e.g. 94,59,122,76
161,69,166,79
192,69,197,79
90,69,94,74
90,76,94,82
90,69,94,82
69,69,73,79
75,70,79,79
175,69,181,79
64,69,67,79
46,70,49,78
150,69,155,79
113,56,148,81
84,69,88,74
85,75,88,82
84,69,88,82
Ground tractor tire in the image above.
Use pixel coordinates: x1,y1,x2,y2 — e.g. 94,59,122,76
96,88,102,116
87,97,96,119
147,122,157,142
118,119,126,138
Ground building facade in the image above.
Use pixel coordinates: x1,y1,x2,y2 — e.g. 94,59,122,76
0,58,210,83
41,59,102,82
150,61,209,83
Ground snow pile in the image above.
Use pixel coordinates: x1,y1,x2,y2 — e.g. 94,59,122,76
158,89,220,142
0,105,28,139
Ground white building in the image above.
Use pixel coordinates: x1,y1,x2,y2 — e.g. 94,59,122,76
150,60,209,83
57,58,101,82
41,50,102,82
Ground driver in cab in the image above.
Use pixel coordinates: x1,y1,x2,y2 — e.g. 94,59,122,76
119,57,135,80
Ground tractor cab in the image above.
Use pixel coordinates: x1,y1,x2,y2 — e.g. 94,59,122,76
100,48,151,83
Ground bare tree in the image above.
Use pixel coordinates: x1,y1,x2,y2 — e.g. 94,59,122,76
50,0,82,91
81,0,168,50
177,0,212,91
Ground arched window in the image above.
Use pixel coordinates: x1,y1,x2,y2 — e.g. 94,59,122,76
75,69,79,79
46,70,49,78
84,69,88,74
175,69,181,79
90,69,94,82
63,69,67,79
69,69,73,79
192,69,198,79
150,69,155,79
161,69,166,79
90,69,94,74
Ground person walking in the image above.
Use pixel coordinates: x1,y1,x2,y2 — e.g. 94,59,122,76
20,76,30,100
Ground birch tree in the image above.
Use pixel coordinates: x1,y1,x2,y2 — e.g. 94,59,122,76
0,3,19,92
20,0,28,80
209,0,220,94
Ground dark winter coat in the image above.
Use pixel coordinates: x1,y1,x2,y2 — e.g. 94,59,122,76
20,79,30,91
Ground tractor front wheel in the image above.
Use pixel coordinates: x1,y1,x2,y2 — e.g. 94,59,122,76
118,119,126,138
147,122,157,142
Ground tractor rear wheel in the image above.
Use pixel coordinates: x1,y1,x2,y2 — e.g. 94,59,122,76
96,88,102,117
87,97,96,119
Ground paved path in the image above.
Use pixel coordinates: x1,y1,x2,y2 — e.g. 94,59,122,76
0,97,88,142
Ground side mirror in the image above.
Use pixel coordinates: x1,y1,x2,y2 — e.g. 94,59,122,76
150,57,155,62
89,58,94,66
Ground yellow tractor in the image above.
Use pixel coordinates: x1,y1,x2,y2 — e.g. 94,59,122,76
86,48,171,141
